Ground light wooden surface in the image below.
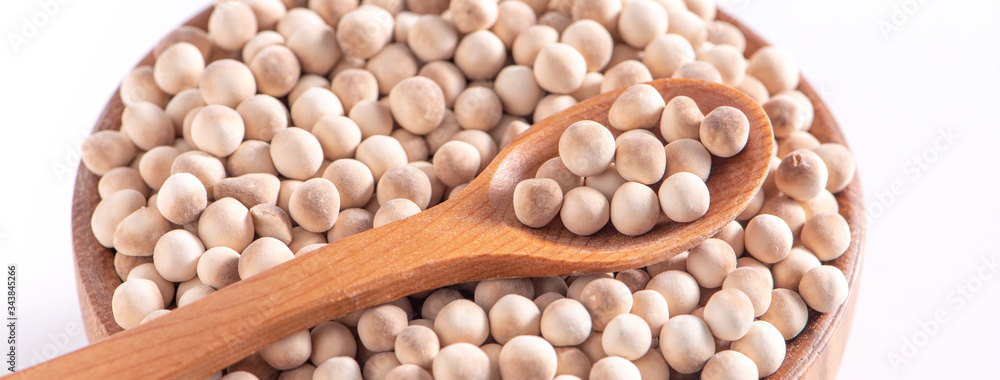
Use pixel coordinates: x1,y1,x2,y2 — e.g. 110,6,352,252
53,6,864,380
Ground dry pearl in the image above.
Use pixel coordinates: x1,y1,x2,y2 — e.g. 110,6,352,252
154,42,205,95
418,62,466,109
559,120,616,177
600,60,653,94
128,263,174,306
744,214,793,264
323,159,375,209
533,43,587,94
687,238,736,288
610,182,660,236
761,94,803,138
561,20,613,73
394,325,439,368
454,30,507,80
488,294,541,344
122,102,175,151
646,251,688,277
357,304,408,352
646,270,700,316
579,278,633,331
700,44,747,86
498,336,557,380
513,178,563,228
584,164,627,201
665,139,712,182
114,207,172,257
121,66,170,108
310,321,357,365
373,199,422,228
761,288,809,340
776,149,829,201
772,247,821,290
385,365,432,380
435,299,490,346
801,212,851,261
197,246,241,289
157,173,208,225
242,30,285,63
270,127,324,180
408,15,458,61
723,267,773,317
448,0,498,33
812,143,856,193
112,279,165,330
760,194,807,237
378,165,432,210
337,5,394,59
165,90,206,133
702,350,758,380
609,84,666,131
554,347,591,380
701,106,750,158
602,313,651,360
534,94,578,122
747,46,799,95
704,288,755,341
540,298,592,346
672,61,723,83
260,329,312,370
199,198,255,252
659,172,710,223
290,88,344,132
81,131,138,176
659,315,715,374
731,320,786,377
200,59,257,109
491,1,535,48
314,357,362,380
590,356,641,380
560,186,610,236
798,265,849,313
331,69,379,113
432,343,490,380
644,34,696,79
238,237,294,279
631,290,670,337
92,189,147,248
777,131,820,159
433,141,481,187
356,135,408,182
660,96,704,142
152,229,204,282
289,178,341,233
191,105,245,157
236,94,288,142
618,0,668,49
287,24,341,76
512,25,559,67
208,1,257,51
249,45,300,97
454,86,503,131
138,146,182,191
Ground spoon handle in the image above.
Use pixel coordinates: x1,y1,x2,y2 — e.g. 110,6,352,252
17,198,502,379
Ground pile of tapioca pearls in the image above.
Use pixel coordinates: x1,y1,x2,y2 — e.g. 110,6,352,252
513,86,750,236
80,0,858,378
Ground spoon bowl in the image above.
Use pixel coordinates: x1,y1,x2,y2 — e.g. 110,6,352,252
27,78,772,379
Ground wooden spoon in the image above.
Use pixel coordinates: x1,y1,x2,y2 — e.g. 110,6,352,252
19,78,772,379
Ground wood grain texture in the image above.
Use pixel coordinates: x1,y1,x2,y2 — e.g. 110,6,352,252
54,6,864,380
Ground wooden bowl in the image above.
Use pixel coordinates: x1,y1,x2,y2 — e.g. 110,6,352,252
70,7,865,378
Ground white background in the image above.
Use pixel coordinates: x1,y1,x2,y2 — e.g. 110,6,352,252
1,0,997,378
